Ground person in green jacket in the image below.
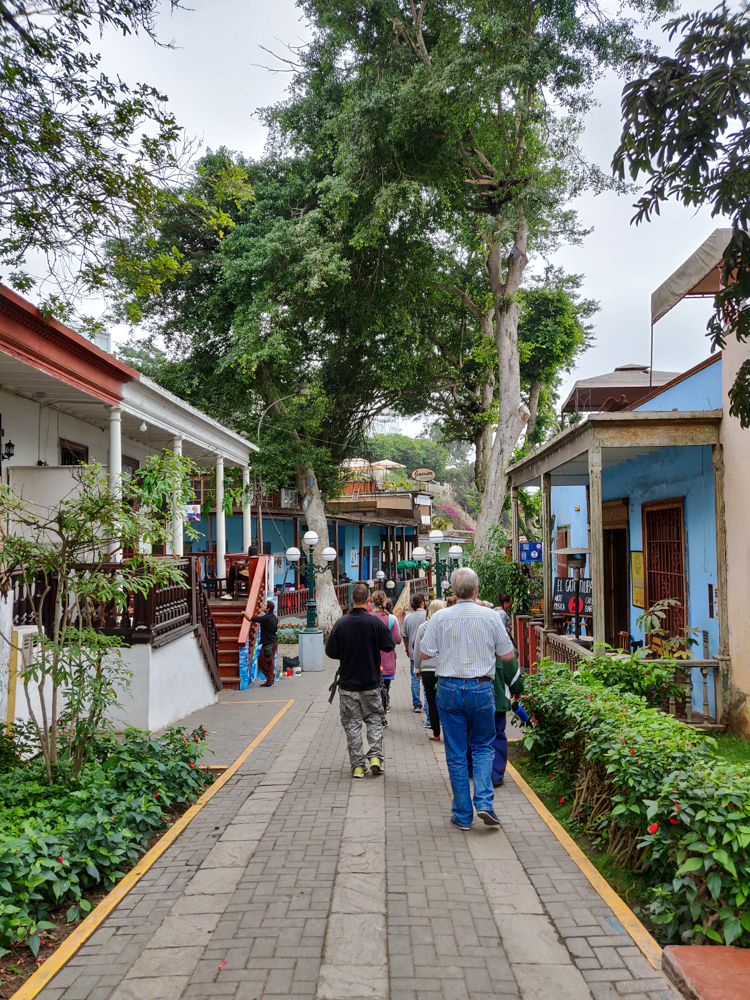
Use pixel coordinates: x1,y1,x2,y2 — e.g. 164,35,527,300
491,653,524,787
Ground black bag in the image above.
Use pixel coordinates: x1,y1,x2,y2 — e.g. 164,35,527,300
282,655,299,670
263,643,276,658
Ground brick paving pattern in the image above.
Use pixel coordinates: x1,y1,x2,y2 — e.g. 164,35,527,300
36,647,681,1000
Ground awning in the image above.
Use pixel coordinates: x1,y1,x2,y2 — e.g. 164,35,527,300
651,228,733,325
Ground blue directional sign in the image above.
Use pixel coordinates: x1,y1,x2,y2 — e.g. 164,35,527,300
520,542,543,563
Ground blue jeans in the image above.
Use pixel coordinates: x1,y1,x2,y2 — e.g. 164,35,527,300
409,660,422,709
436,676,496,827
492,712,508,784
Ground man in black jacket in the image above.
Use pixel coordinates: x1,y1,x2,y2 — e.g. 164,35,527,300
243,599,278,687
325,582,396,777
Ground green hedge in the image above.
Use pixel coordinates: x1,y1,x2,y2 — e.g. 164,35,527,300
0,726,212,958
523,662,750,947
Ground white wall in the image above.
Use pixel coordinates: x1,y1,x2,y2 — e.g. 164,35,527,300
1,387,157,488
146,631,217,731
5,630,216,734
110,630,217,732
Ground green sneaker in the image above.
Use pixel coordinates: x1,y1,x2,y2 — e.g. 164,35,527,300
352,767,365,779
369,757,384,774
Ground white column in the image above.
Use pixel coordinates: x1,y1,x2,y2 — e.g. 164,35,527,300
242,467,252,551
109,406,122,562
170,436,184,557
215,455,226,580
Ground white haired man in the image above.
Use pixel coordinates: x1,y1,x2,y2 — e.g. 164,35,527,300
419,566,515,830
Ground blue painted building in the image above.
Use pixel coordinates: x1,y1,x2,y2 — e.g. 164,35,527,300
187,513,420,590
518,355,724,716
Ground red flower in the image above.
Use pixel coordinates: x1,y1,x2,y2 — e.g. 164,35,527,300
670,818,678,825
58,856,64,863
189,762,195,768
648,823,658,834
559,797,565,804
674,801,680,810
630,749,635,755
154,793,160,799
182,739,187,744
588,695,594,700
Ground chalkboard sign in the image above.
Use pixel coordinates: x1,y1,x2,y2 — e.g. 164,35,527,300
553,577,593,616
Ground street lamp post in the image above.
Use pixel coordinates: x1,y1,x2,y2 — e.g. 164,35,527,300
285,532,336,633
412,530,463,599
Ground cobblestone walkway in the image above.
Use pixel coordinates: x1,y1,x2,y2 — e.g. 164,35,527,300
37,649,681,1000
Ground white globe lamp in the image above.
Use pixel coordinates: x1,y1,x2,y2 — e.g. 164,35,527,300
303,530,319,547
285,546,301,563
322,546,337,562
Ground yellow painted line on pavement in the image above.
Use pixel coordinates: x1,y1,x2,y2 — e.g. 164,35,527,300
506,761,663,970
11,699,295,1000
219,699,290,704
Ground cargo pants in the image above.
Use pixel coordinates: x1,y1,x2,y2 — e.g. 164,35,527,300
339,687,384,771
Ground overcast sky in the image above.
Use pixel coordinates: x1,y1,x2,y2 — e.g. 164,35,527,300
95,0,723,421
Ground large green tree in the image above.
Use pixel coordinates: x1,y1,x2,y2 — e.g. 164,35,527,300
114,149,439,627
614,3,750,426
269,0,671,550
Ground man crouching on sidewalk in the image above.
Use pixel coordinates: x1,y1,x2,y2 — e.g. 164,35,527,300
326,581,396,778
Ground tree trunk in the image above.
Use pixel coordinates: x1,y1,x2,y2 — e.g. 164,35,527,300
293,466,341,633
474,222,530,553
526,381,543,441
473,359,496,491
255,362,342,633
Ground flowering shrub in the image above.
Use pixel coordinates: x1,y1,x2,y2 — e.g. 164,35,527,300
0,726,211,958
523,662,750,946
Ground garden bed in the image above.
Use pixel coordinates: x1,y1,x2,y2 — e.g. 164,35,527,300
0,725,213,998
522,660,750,948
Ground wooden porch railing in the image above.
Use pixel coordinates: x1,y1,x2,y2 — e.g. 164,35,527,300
335,583,351,610
238,555,270,656
668,660,723,727
10,557,222,689
546,632,594,669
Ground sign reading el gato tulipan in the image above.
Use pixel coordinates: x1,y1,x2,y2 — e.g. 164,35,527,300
552,576,593,616
410,467,436,482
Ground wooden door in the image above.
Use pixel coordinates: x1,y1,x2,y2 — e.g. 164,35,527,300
604,528,629,645
643,500,686,636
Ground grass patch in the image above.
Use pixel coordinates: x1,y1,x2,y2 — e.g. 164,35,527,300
507,743,653,914
713,732,750,767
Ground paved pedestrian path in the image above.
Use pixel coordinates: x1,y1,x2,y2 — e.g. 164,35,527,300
37,648,681,1000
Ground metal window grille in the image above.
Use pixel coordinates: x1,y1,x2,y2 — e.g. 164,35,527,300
644,504,685,636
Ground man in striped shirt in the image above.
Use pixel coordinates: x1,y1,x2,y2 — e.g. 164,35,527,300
420,566,515,830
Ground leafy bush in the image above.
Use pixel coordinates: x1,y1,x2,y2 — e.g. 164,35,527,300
0,725,211,958
586,649,683,708
522,662,750,947
468,525,532,613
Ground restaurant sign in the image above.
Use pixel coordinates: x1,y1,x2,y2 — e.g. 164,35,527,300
552,577,593,616
411,467,436,482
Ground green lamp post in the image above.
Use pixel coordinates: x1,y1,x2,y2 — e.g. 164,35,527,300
413,531,464,598
286,531,337,632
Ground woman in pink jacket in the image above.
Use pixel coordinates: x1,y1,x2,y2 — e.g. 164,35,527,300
370,591,402,715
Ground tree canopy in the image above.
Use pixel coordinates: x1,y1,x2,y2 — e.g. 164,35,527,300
613,3,750,425
267,0,672,549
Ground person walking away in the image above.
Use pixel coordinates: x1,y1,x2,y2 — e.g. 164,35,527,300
222,544,260,600
420,567,515,829
496,594,513,640
491,650,523,786
402,594,426,714
412,599,445,741
370,591,402,714
243,598,278,687
325,582,396,777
